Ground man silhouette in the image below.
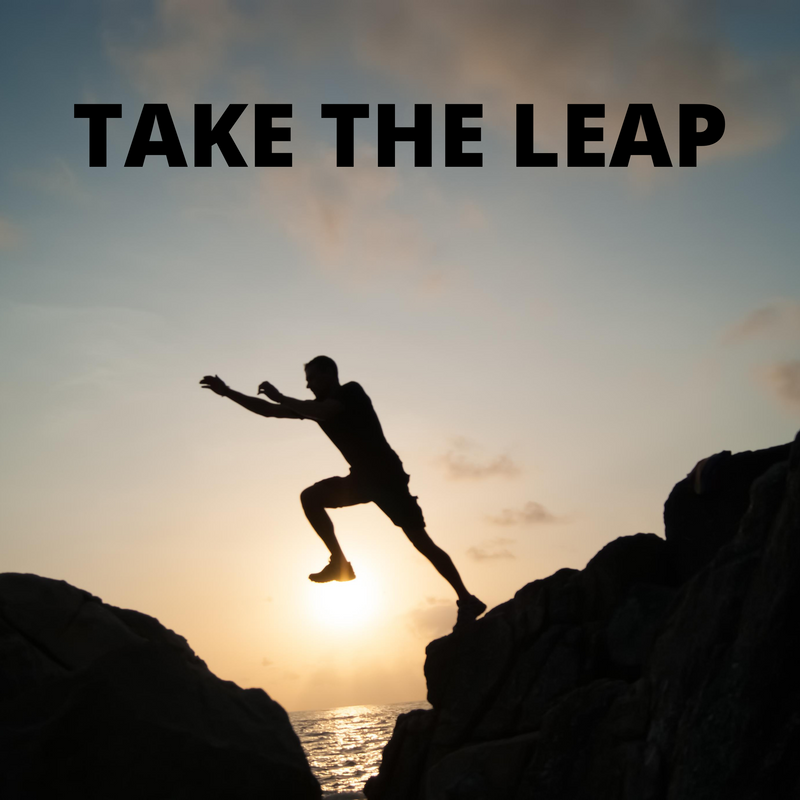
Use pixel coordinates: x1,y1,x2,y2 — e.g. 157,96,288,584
200,356,486,628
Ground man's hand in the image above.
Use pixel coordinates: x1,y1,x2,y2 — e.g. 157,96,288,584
257,381,283,402
200,375,229,396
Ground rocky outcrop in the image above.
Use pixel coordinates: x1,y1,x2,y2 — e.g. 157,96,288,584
365,434,800,800
663,441,792,579
0,574,320,800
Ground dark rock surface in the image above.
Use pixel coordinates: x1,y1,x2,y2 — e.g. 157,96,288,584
663,441,792,579
365,434,800,800
0,574,321,800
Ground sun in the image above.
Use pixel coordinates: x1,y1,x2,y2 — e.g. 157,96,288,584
306,572,381,631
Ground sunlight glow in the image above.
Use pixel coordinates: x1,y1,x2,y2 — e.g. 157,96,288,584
306,572,382,631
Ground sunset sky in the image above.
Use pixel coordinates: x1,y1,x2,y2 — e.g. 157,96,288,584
2,0,799,711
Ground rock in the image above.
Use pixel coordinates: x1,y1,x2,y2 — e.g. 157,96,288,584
424,613,514,749
605,583,677,679
644,438,800,800
663,441,792,580
365,434,799,800
363,709,436,800
514,679,631,799
425,732,539,800
0,574,320,800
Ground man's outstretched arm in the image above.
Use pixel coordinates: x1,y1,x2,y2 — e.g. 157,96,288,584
200,375,302,418
257,381,342,422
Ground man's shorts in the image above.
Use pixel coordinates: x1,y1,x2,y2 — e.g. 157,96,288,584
309,470,426,530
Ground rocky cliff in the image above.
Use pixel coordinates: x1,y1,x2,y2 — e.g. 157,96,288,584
364,435,799,800
0,574,321,799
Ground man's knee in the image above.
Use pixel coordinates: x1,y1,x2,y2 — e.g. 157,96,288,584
300,485,322,510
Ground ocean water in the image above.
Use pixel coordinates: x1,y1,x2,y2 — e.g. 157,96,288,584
290,700,431,799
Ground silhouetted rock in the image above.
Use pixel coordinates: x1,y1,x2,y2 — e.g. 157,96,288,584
0,575,320,800
664,441,791,580
365,434,799,800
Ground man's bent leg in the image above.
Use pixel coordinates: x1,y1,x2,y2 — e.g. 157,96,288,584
300,483,345,562
301,477,365,582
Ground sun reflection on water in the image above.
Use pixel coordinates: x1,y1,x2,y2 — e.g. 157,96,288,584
290,701,429,798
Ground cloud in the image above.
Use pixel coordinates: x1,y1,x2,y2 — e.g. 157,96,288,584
467,537,516,561
0,216,22,250
105,0,252,114
105,0,793,163
761,361,800,413
723,301,800,344
259,144,441,281
344,0,789,161
440,437,521,480
256,139,493,286
404,596,456,639
108,0,486,287
720,303,800,414
487,500,563,526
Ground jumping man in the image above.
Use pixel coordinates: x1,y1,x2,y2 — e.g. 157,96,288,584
200,356,487,628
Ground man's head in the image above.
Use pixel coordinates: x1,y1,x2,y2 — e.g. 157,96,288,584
304,355,339,399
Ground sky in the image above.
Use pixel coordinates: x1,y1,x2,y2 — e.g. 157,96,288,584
1,0,799,712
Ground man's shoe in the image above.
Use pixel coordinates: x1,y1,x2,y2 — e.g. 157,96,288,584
454,595,487,630
309,558,356,583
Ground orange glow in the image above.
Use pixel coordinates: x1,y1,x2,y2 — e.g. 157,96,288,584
306,570,383,631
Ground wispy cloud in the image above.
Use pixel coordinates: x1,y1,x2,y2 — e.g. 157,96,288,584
760,360,800,413
467,537,516,561
487,500,563,526
440,437,521,480
105,0,252,115
105,0,793,164
720,301,800,415
723,301,800,344
344,0,788,161
106,2,484,286
404,596,455,639
259,144,438,282
256,138,492,287
0,216,22,250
